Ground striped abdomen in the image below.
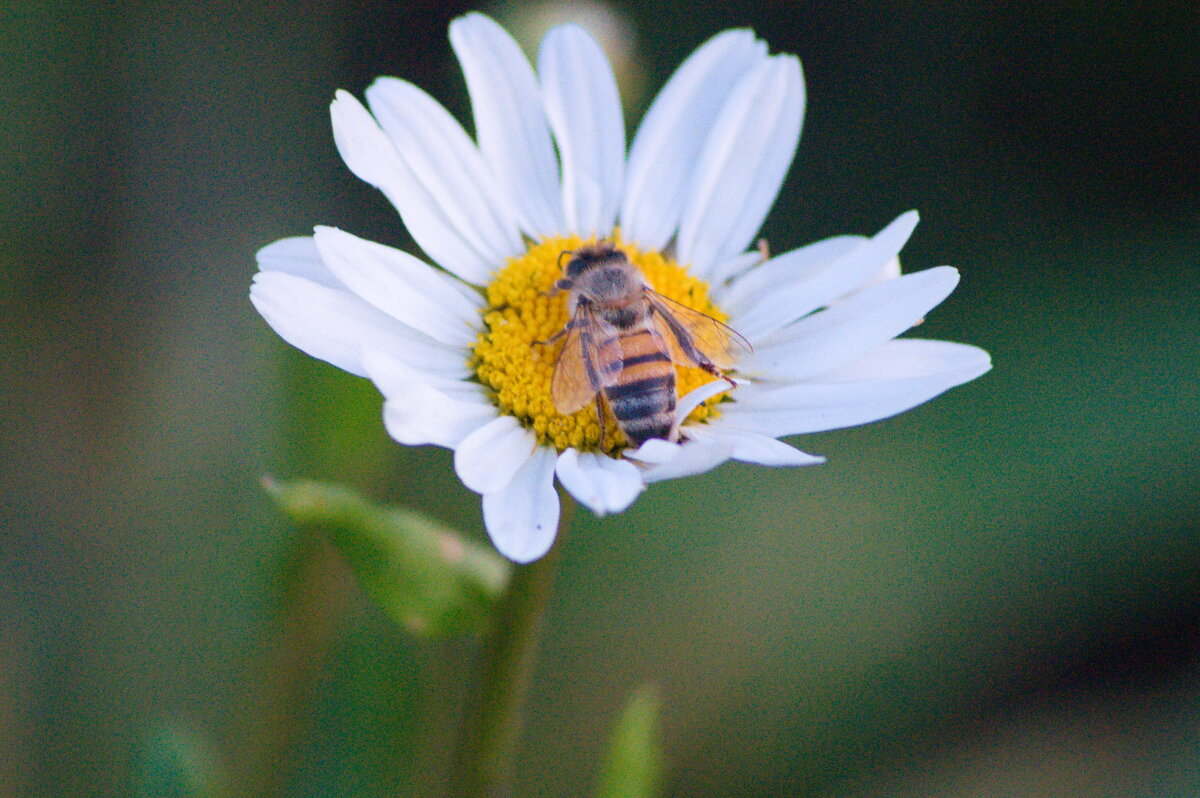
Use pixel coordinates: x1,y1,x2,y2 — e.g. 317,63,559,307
602,325,677,447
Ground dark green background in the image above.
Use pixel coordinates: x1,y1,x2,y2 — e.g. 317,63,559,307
3,1,1198,795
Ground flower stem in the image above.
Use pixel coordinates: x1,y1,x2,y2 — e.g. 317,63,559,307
452,490,573,798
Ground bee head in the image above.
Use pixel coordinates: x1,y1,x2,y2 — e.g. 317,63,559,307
561,241,623,280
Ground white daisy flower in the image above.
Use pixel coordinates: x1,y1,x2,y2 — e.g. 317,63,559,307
250,13,991,564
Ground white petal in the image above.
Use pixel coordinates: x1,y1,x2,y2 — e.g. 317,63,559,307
450,12,563,238
362,348,486,403
329,90,494,285
250,271,464,379
726,211,920,343
719,234,864,312
624,438,678,465
869,255,903,286
721,339,991,436
677,56,804,277
312,227,481,349
454,416,538,495
620,29,767,250
705,250,765,289
373,346,497,448
381,395,495,449
555,449,643,516
827,338,992,382
635,437,734,484
675,378,737,426
539,24,624,236
256,236,341,288
482,446,560,563
687,425,824,467
741,266,960,382
365,77,523,263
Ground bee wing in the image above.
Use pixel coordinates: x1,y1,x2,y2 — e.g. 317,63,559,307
645,289,752,370
551,307,605,414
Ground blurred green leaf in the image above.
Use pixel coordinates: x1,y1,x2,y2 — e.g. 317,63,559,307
596,685,665,798
264,477,510,637
134,724,230,798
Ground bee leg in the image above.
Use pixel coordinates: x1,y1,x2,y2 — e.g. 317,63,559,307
694,359,739,391
595,395,608,450
536,313,590,346
756,238,771,262
533,326,568,347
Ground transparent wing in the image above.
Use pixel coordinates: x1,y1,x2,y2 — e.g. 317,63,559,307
645,289,752,370
551,308,603,415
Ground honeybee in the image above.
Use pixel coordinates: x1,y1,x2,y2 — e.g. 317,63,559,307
546,241,751,448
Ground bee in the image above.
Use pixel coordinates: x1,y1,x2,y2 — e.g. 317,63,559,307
545,241,751,449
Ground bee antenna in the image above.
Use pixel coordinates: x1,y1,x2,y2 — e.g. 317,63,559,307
557,249,574,272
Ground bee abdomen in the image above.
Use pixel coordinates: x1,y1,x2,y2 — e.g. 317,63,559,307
620,351,672,368
605,374,676,446
619,414,676,446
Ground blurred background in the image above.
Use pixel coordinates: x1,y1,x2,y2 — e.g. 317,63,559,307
3,1,1198,795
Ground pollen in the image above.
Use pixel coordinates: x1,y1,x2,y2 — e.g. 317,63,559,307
471,235,732,456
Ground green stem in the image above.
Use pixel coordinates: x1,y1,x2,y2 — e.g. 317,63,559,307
452,490,574,798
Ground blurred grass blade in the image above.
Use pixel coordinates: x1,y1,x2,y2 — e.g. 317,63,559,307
597,685,665,798
134,724,230,798
263,477,510,637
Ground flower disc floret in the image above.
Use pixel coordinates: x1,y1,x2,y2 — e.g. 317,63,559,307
471,236,728,455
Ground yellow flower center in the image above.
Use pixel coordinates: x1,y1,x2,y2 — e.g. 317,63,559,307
471,235,730,456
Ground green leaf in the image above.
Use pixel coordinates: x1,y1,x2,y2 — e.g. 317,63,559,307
263,477,510,637
134,724,230,798
596,685,665,798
